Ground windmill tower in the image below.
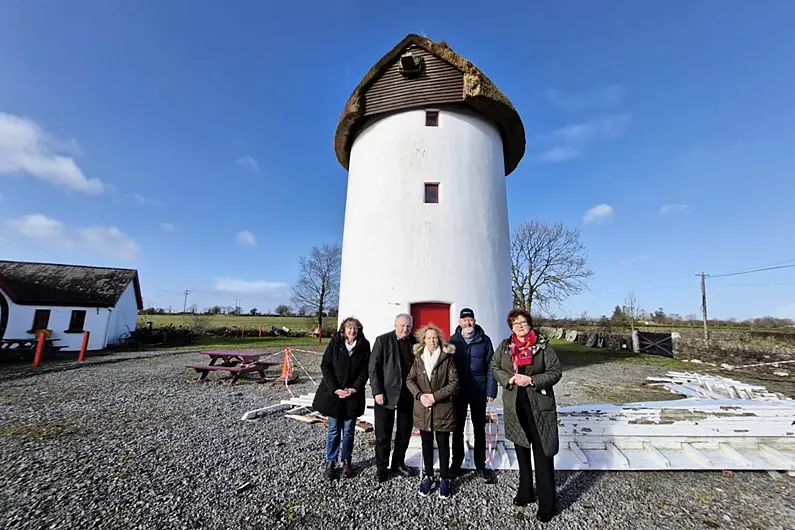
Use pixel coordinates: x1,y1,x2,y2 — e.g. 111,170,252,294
333,34,526,339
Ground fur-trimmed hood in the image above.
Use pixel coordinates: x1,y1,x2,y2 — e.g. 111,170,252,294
412,342,456,356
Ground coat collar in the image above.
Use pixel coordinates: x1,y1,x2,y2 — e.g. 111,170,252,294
412,342,455,363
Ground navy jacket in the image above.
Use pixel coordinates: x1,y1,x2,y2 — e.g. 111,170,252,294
448,324,497,399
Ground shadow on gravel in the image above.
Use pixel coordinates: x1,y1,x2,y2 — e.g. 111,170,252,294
556,470,603,513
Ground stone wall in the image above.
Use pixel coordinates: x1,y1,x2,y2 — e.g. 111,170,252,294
542,325,795,377
673,330,795,375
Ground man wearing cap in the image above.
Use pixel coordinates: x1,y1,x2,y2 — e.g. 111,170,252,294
447,307,497,482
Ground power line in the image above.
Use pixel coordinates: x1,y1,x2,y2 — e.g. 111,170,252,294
707,263,795,279
707,258,795,277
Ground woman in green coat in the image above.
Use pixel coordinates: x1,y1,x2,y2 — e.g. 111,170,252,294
491,309,562,523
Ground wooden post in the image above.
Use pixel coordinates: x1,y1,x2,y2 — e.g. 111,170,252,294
78,331,90,362
700,272,709,342
242,325,245,338
32,332,45,367
318,327,322,344
258,325,262,337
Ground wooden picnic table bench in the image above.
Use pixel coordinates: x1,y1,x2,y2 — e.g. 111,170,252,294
187,350,273,385
186,363,267,385
201,350,265,366
1,338,65,352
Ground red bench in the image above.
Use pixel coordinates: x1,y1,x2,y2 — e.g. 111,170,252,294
186,363,266,385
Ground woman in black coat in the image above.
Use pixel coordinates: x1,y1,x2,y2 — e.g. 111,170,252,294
312,317,371,479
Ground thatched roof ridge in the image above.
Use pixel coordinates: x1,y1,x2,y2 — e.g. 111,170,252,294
0,260,144,310
333,34,526,176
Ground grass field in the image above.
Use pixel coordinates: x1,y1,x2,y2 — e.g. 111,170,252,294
137,314,333,332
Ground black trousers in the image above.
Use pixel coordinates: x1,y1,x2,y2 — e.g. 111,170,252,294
452,393,488,470
374,389,414,472
420,430,450,479
515,397,556,516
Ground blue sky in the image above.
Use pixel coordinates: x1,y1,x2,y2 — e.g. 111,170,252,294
1,1,794,320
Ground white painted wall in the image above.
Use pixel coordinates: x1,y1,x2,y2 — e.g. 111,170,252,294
337,107,513,342
106,281,139,346
0,287,115,350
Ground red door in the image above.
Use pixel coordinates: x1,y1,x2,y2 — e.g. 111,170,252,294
410,303,451,339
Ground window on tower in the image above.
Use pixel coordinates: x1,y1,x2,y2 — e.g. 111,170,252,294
424,183,439,203
425,110,439,127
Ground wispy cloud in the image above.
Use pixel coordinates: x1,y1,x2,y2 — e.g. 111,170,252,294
659,204,690,215
214,277,289,293
236,230,256,246
6,213,141,260
126,192,162,207
584,204,614,224
533,114,631,164
0,112,104,194
618,255,651,265
546,85,624,113
549,115,631,143
161,223,176,233
236,155,259,172
534,146,581,163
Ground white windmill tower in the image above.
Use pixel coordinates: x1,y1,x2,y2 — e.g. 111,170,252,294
333,34,526,339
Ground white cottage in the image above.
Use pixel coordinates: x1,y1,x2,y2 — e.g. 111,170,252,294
0,260,143,351
333,34,525,339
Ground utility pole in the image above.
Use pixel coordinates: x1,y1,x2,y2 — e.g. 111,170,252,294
699,272,709,342
183,290,190,313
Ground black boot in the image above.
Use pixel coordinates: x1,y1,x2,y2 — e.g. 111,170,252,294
342,461,354,478
324,462,337,480
513,490,536,507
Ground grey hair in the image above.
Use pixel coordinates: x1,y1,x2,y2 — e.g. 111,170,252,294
395,313,413,324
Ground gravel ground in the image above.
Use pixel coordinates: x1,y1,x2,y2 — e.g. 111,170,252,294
1,347,793,530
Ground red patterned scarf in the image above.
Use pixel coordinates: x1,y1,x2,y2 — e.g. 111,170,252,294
511,330,537,371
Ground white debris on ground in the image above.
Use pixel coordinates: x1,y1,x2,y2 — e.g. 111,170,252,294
644,371,793,401
259,370,795,474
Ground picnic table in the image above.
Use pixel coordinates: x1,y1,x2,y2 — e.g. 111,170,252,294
186,350,273,385
1,337,64,352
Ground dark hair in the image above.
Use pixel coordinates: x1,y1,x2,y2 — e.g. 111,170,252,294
338,316,363,336
506,309,533,330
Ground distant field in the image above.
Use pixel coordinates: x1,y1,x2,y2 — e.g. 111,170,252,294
136,314,336,332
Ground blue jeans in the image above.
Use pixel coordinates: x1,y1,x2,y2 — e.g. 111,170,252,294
326,417,356,464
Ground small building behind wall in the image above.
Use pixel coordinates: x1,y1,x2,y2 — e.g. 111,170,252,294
0,260,144,350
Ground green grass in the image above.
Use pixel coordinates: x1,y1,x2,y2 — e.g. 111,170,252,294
137,314,334,332
550,339,692,369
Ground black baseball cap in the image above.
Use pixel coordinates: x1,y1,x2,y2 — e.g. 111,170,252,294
460,308,475,319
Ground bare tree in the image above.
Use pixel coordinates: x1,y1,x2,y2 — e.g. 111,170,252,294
185,312,214,337
291,243,342,332
510,220,594,314
622,288,641,331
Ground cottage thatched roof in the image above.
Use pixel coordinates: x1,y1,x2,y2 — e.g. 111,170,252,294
0,260,143,309
334,34,526,176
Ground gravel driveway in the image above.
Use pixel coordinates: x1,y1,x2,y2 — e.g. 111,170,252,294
1,347,793,530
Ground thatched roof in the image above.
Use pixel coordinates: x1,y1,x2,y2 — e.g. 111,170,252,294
0,260,144,310
334,34,526,176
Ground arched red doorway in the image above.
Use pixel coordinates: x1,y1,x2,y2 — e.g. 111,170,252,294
410,302,451,339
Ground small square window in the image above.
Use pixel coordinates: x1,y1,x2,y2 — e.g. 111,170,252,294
425,110,439,127
32,309,50,331
424,183,439,203
68,310,87,332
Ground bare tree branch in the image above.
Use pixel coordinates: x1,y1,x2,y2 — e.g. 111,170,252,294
622,288,641,331
510,220,594,315
291,243,342,331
